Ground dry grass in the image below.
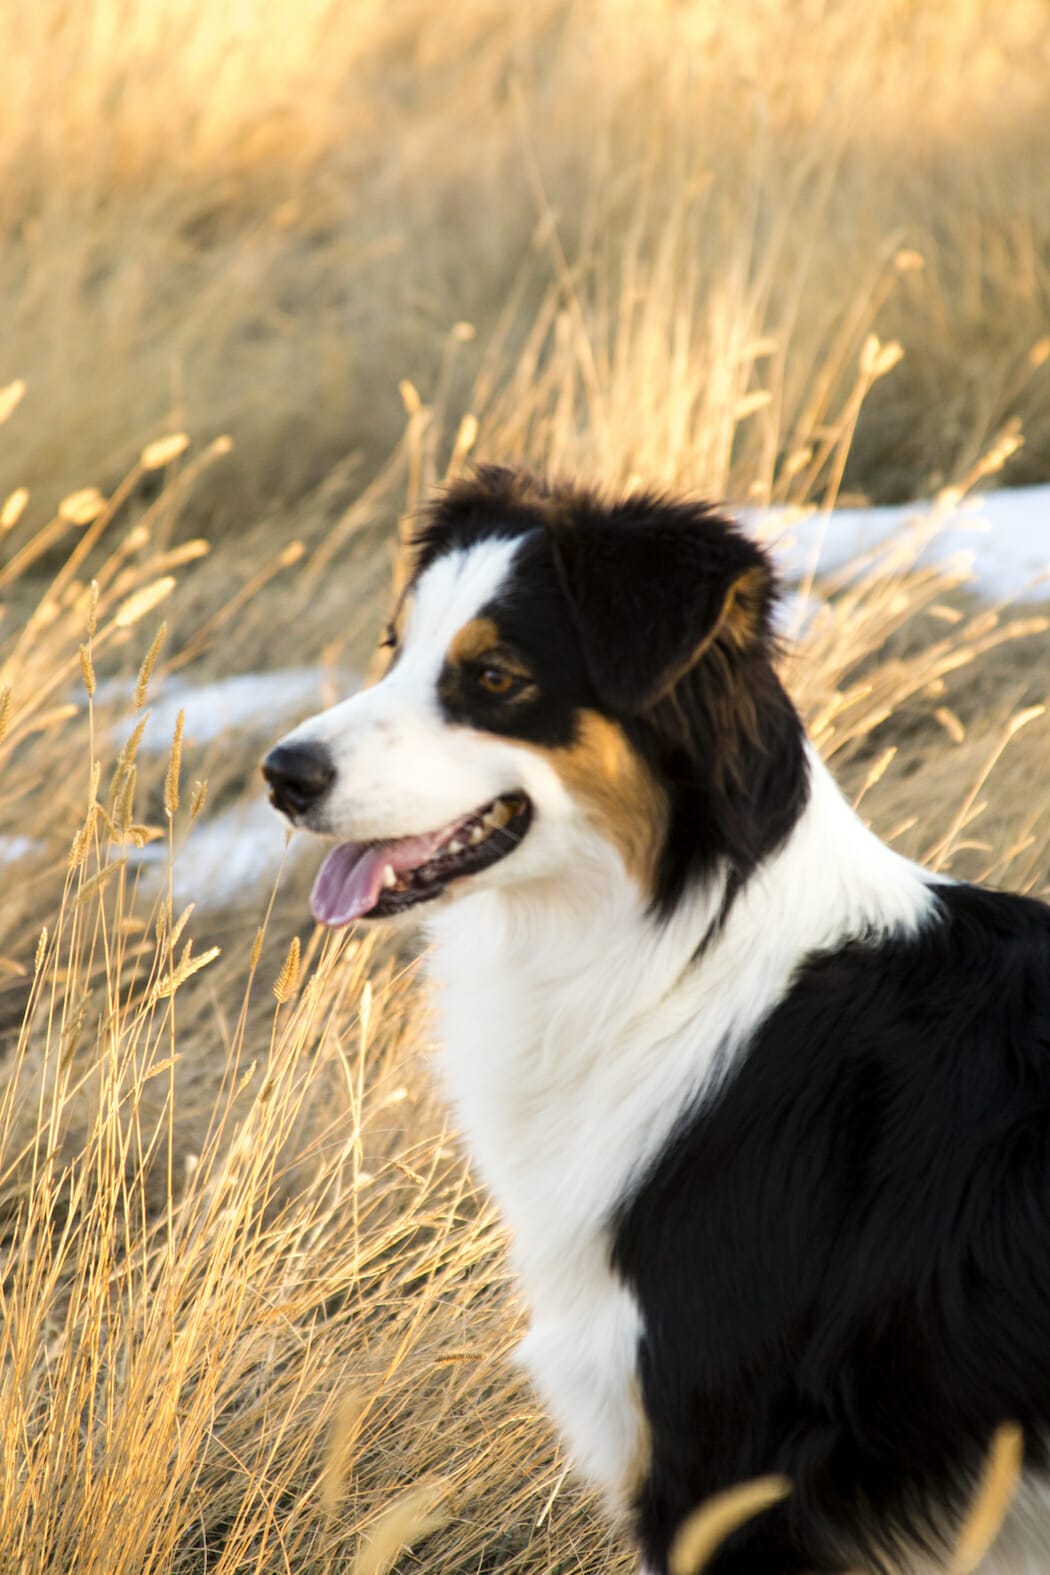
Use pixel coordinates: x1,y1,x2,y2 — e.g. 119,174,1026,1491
2,1,1050,1568
3,0,1050,527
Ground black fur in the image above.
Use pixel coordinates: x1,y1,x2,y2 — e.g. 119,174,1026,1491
614,881,1050,1573
548,492,771,712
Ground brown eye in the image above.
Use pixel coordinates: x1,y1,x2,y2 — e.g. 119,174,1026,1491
477,666,519,696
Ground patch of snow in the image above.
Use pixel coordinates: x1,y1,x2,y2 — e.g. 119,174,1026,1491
756,484,1050,604
134,799,305,908
138,668,347,751
0,834,39,864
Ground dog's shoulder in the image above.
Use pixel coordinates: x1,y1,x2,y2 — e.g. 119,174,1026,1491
615,877,1050,1571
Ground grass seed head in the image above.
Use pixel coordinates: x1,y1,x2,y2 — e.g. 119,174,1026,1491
117,763,137,832
169,905,195,949
952,1423,1024,1572
113,714,149,784
164,708,184,815
135,621,167,710
1,487,29,530
140,432,189,470
399,379,422,415
59,486,106,525
451,411,479,464
351,1480,453,1575
67,805,97,870
273,935,301,1002
320,1389,368,1518
114,576,176,629
0,378,26,424
78,642,96,698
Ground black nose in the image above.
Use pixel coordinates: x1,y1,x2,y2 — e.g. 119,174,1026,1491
262,742,336,819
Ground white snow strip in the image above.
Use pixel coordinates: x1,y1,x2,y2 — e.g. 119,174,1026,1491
137,668,347,751
0,835,39,864
755,484,1050,604
134,800,306,908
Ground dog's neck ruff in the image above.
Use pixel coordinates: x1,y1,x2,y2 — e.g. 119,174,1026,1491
427,743,934,1279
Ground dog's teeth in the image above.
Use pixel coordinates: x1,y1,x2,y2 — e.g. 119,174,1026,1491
469,825,485,845
448,839,464,855
485,801,512,829
382,864,397,889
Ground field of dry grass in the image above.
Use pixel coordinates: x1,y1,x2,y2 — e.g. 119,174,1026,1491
2,0,1050,1569
5,0,1050,525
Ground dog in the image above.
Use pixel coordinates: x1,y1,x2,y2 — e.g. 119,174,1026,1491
263,467,1050,1574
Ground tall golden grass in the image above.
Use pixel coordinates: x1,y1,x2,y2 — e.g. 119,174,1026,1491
3,0,1050,523
2,0,1049,1568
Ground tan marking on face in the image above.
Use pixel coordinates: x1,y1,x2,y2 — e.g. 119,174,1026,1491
447,615,501,667
531,711,668,891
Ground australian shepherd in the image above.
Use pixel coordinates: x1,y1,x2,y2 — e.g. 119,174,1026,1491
263,467,1050,1574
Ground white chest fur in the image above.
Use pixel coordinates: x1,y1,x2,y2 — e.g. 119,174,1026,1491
425,750,934,1501
427,864,688,1498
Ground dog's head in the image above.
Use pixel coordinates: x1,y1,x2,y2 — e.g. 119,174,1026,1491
263,468,806,928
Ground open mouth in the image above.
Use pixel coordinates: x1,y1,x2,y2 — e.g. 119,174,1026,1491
310,793,533,926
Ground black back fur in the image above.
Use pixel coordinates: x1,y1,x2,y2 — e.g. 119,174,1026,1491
615,882,1050,1572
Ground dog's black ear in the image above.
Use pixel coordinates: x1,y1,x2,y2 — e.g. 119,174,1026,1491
551,497,774,714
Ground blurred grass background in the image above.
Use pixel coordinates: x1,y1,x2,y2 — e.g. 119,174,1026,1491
4,0,1050,530
1,0,1049,1569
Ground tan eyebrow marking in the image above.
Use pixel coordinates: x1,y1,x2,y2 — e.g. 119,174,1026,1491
446,616,501,667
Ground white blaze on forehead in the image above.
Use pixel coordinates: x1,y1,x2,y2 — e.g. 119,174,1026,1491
275,531,544,845
398,535,524,679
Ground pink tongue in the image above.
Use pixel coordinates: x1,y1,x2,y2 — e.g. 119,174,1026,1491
311,844,387,926
310,828,450,927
